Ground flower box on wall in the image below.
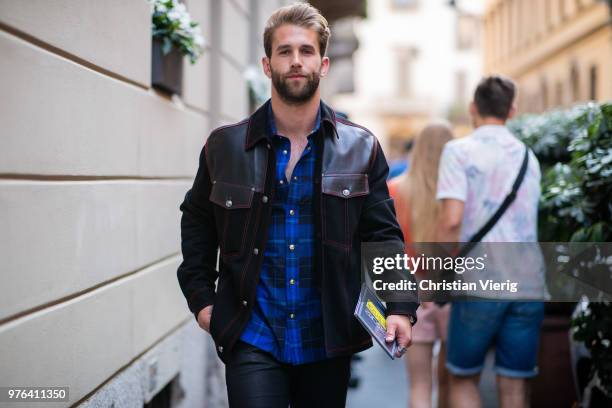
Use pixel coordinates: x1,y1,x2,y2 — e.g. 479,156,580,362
151,37,183,96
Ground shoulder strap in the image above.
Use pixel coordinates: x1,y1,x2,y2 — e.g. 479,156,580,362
458,146,530,257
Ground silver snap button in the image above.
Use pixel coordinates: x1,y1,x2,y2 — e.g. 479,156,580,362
225,200,233,208
289,209,295,216
262,195,269,203
279,180,284,185
242,300,248,306
289,278,296,285
283,150,288,155
289,313,295,319
342,189,350,197
251,187,255,191
218,346,224,352
293,176,297,181
289,244,295,251
253,248,259,255
266,144,271,149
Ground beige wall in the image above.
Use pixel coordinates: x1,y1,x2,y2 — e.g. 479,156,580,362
0,0,282,406
483,0,612,113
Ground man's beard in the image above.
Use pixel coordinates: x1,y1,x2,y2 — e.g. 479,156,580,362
271,68,321,105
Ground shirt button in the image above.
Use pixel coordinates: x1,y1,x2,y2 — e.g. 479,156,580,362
293,176,298,181
242,300,248,306
289,209,295,216
289,244,295,251
342,189,350,197
279,180,284,185
262,195,269,203
289,279,296,285
218,346,224,353
289,313,295,319
225,199,233,208
283,149,288,155
253,248,259,255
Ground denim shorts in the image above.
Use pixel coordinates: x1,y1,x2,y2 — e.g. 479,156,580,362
446,301,545,378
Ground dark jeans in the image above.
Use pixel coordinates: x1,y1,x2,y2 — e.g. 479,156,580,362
225,341,352,408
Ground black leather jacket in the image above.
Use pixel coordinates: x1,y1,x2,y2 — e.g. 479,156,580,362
177,99,418,363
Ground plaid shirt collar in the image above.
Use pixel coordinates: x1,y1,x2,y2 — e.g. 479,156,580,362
266,101,322,138
245,99,337,150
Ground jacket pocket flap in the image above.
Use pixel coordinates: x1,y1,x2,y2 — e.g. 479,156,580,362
209,181,254,209
322,174,369,198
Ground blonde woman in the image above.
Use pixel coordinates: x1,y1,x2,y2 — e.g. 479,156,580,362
388,121,453,408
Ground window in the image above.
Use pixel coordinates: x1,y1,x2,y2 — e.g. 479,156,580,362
540,77,549,111
570,63,580,102
456,70,467,104
589,65,598,100
559,0,566,20
396,47,418,97
457,14,480,50
555,81,564,107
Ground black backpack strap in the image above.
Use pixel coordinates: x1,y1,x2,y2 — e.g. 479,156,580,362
458,146,530,257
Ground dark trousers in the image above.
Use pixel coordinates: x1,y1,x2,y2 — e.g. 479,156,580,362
225,341,352,408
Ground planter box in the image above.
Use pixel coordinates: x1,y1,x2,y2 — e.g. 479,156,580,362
531,310,577,407
151,37,183,96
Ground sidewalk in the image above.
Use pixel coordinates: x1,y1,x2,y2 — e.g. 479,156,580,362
347,344,498,407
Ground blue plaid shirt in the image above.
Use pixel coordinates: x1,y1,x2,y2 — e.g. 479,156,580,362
239,103,326,364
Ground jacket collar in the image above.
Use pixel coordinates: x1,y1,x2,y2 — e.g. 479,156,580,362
245,99,338,150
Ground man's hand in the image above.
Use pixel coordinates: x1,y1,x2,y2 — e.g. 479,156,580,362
197,305,213,333
385,314,413,358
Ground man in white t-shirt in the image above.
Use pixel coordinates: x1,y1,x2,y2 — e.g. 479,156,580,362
436,76,544,408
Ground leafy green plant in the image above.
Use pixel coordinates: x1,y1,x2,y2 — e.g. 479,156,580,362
150,0,204,64
510,103,612,242
508,103,600,169
572,302,612,397
511,102,612,398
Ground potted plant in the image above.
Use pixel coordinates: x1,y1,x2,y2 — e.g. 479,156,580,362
150,0,205,96
509,102,612,407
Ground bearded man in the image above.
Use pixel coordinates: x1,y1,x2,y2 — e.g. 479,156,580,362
176,3,418,407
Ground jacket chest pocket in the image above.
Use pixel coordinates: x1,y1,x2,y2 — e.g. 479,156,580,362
321,174,369,248
209,181,255,257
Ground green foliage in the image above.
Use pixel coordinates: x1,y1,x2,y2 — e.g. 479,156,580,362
509,103,612,242
572,302,612,397
508,103,600,168
150,0,204,64
510,102,612,397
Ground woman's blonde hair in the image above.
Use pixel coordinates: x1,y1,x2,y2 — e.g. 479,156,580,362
397,120,454,242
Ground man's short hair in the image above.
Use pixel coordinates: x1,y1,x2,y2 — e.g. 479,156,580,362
473,75,516,120
263,2,331,58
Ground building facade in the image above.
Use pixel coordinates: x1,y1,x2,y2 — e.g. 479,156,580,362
328,0,484,161
0,1,289,407
483,0,612,113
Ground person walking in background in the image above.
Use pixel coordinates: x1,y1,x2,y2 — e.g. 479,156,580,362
388,121,453,408
436,76,544,408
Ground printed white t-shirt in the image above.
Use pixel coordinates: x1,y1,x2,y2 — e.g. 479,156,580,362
436,124,541,243
436,125,546,299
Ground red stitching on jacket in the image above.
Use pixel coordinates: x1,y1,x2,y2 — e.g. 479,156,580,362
211,119,249,135
335,117,374,136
